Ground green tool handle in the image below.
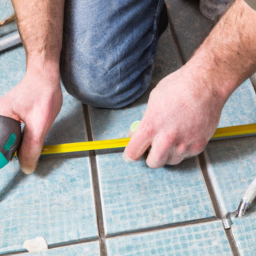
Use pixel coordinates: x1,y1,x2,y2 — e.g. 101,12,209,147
0,115,21,169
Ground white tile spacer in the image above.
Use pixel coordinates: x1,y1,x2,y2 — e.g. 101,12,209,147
23,236,48,253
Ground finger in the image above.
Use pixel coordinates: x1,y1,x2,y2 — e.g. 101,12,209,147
146,134,176,168
166,143,188,165
18,121,47,174
123,122,152,163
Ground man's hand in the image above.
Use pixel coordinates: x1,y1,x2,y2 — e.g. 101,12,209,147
0,68,62,174
1,0,65,173
124,0,256,168
123,67,225,168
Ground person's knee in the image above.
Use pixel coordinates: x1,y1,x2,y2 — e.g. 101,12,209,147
60,54,153,109
60,60,119,108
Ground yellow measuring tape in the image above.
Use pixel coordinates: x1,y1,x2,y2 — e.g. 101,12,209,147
40,123,256,155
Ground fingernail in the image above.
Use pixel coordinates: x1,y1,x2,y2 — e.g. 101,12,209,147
21,167,35,175
122,151,135,164
129,121,141,137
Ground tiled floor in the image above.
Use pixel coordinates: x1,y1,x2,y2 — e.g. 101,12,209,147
1,0,256,255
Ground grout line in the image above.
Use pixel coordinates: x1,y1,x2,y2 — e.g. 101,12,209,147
225,229,241,256
83,104,108,256
198,153,223,219
199,151,241,255
0,238,99,256
106,217,219,239
165,6,186,64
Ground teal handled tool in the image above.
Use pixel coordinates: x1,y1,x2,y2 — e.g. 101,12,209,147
0,115,21,169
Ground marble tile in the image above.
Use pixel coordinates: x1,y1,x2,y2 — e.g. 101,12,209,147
106,221,232,256
89,28,183,141
16,242,100,256
97,153,214,235
165,0,215,61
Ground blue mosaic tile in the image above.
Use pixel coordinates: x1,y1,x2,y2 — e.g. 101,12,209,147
89,29,183,140
218,79,256,128
0,157,98,254
0,46,25,96
0,0,14,20
0,45,97,254
97,153,214,235
231,214,256,256
0,0,17,37
16,242,100,256
106,221,232,256
206,137,256,255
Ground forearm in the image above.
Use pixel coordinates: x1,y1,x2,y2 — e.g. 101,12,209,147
186,0,256,101
12,0,65,79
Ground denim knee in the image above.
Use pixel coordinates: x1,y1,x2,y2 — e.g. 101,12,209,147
60,54,154,109
60,0,165,109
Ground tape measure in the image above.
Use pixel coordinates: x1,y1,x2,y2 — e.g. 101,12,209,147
41,122,256,154
2,115,256,169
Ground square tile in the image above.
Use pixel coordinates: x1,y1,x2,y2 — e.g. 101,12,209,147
0,46,98,254
0,156,98,254
218,79,256,128
106,221,232,256
97,153,215,235
206,137,256,255
16,242,100,256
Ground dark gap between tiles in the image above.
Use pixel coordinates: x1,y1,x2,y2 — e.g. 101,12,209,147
166,5,186,64
225,229,241,256
105,217,218,239
198,153,222,219
83,104,108,256
199,153,241,255
0,238,99,256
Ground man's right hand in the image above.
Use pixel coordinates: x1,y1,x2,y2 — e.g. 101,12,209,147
0,68,62,174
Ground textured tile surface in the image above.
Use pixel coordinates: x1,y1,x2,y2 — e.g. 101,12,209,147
89,28,183,140
0,47,97,254
218,79,256,128
165,0,215,61
0,157,98,254
106,221,232,256
0,0,17,37
98,153,214,235
16,242,100,256
0,46,25,96
0,0,14,20
206,137,256,255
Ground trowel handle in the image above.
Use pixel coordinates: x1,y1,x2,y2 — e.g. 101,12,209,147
0,115,21,169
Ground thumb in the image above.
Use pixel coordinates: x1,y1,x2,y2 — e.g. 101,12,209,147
17,121,46,174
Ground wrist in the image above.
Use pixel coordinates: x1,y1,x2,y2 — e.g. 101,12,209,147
185,0,256,103
26,57,60,85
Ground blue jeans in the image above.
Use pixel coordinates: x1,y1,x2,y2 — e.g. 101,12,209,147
60,0,233,109
60,0,165,109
